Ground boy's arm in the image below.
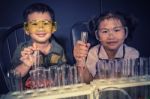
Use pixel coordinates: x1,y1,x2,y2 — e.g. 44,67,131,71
14,63,32,77
11,43,34,77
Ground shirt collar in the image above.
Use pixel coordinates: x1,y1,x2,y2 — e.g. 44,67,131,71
99,44,124,59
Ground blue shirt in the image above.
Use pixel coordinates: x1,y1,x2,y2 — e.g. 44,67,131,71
11,38,66,87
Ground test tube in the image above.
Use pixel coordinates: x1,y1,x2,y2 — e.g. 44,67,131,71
33,50,40,69
81,32,88,43
7,70,23,96
79,32,88,83
81,31,88,65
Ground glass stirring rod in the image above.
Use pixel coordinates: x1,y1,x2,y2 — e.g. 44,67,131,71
81,32,88,65
79,32,88,83
33,50,40,69
81,32,88,44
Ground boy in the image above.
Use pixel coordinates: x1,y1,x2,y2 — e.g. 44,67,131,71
11,3,66,88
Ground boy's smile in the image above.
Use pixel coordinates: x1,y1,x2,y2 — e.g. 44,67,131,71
36,32,47,37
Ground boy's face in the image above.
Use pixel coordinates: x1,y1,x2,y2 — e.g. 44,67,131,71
25,12,55,43
98,18,126,51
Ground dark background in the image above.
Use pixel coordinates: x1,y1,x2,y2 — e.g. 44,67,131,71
0,0,150,94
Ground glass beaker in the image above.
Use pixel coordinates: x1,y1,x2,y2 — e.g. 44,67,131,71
7,69,23,96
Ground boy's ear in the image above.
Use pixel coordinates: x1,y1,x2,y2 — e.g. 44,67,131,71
51,22,57,33
24,22,30,35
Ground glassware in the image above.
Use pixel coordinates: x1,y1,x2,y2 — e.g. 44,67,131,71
139,58,145,80
49,65,58,87
29,67,47,89
121,59,126,81
139,57,150,81
81,31,88,43
67,65,78,84
96,60,105,79
45,69,52,88
108,60,117,82
81,31,88,65
7,69,23,96
77,32,88,83
32,50,43,70
59,64,69,85
55,64,78,86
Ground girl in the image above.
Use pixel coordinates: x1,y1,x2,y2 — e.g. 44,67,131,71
73,11,139,83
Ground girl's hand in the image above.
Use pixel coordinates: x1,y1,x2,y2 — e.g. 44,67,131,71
73,40,90,67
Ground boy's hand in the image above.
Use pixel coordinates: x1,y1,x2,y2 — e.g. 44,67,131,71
20,45,37,67
73,40,90,67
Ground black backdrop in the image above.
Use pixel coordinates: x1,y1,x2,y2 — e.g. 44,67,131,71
0,0,150,95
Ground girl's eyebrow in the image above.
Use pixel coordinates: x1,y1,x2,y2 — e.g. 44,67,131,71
99,28,108,30
29,19,51,22
100,26,123,30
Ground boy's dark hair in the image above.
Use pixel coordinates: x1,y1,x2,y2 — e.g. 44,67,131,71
23,3,55,22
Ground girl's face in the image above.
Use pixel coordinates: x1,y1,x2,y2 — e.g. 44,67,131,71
98,18,127,51
25,12,55,44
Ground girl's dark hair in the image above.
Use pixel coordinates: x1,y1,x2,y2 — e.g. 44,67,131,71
23,3,55,22
88,11,138,40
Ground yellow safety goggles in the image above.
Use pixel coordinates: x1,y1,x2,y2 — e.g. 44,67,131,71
24,20,56,29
